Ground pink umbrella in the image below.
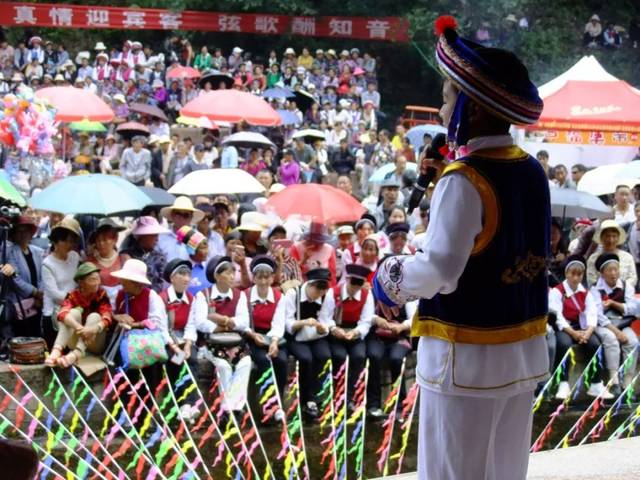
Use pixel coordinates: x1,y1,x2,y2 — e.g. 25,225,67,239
35,86,114,122
167,66,202,80
265,184,366,223
181,90,282,126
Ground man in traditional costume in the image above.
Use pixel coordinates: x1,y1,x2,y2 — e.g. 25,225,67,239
373,16,550,479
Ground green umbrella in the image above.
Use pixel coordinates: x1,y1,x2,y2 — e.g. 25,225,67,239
0,175,27,207
69,119,107,132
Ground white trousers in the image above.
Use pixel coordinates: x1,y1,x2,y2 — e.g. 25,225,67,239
418,387,534,480
595,325,639,374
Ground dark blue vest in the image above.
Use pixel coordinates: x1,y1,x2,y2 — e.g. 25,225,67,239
413,146,550,344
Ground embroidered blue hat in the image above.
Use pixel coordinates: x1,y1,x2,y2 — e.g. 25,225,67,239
434,15,543,127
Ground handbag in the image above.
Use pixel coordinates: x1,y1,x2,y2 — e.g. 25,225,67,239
13,298,38,321
119,328,168,370
294,286,328,342
9,337,46,364
116,293,168,370
204,289,244,348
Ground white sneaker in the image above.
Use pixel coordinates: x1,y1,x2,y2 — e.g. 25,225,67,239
586,382,614,400
274,409,285,423
555,381,571,400
189,405,200,424
180,404,193,422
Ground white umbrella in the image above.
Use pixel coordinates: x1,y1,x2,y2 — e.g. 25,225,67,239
221,131,275,149
168,168,265,196
292,129,326,142
550,188,611,219
577,163,638,196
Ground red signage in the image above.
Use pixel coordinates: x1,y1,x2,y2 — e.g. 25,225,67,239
0,2,410,42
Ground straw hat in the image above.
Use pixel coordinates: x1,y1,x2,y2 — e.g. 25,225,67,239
160,196,205,223
131,216,169,236
51,217,82,238
594,219,626,245
237,211,269,232
94,42,107,51
113,93,126,103
54,73,64,82
75,51,91,65
111,259,151,285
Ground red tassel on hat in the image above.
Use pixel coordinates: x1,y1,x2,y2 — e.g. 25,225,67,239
434,15,458,36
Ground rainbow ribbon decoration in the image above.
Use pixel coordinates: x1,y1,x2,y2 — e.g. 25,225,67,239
0,380,111,480
376,358,406,476
284,361,309,480
532,347,576,413
256,362,299,480
577,372,639,444
201,366,255,480
332,359,349,480
556,346,638,448
531,346,603,452
317,359,338,480
0,412,82,480
346,360,368,480
389,382,420,475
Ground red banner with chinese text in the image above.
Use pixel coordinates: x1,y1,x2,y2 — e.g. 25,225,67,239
0,2,410,42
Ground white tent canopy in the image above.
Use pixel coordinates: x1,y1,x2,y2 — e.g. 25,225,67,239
517,56,640,168
537,56,619,98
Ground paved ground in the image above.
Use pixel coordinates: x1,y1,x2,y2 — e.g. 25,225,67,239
372,436,640,480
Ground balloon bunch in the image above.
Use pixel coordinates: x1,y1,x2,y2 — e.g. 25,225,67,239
0,86,58,156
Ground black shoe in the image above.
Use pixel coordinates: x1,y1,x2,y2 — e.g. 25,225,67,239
609,383,623,397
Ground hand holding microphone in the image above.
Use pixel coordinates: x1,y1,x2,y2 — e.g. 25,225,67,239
407,133,449,214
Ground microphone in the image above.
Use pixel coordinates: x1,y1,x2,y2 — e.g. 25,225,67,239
407,133,448,214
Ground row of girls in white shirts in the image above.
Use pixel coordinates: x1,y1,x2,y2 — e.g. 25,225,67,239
158,251,416,419
548,253,639,400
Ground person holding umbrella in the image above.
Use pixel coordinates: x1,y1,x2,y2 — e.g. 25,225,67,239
289,222,337,286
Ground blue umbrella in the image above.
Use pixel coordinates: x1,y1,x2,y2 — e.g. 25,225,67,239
30,174,151,216
262,87,295,99
277,109,300,126
369,162,418,183
406,124,447,151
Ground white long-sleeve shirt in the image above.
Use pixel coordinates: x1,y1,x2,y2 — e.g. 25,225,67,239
323,284,375,339
590,277,639,327
282,282,335,336
42,251,80,316
161,286,210,343
205,284,250,332
548,280,597,331
147,289,172,344
247,286,286,339
377,135,549,397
